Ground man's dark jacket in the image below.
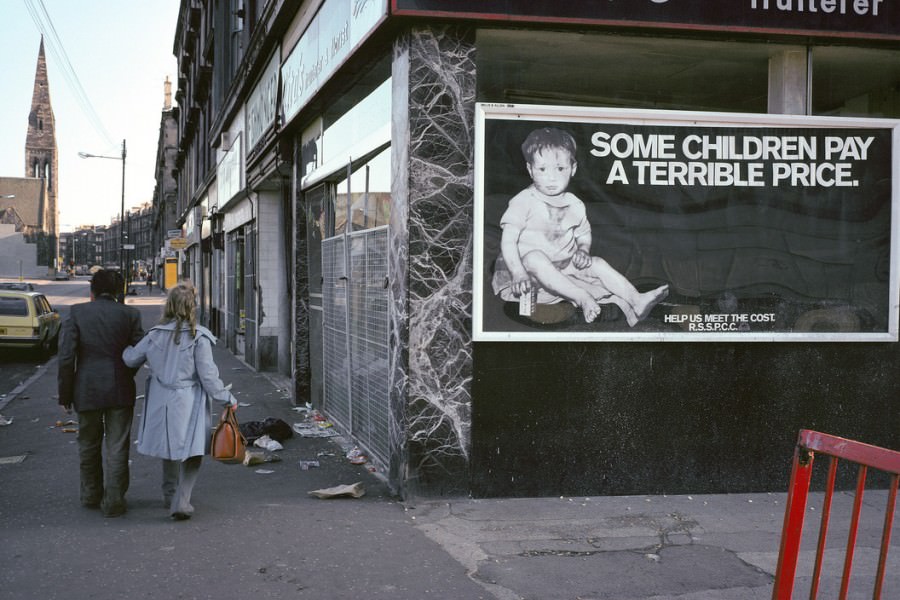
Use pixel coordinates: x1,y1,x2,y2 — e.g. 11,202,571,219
58,295,144,411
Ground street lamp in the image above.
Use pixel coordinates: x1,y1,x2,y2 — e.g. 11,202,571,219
79,139,126,296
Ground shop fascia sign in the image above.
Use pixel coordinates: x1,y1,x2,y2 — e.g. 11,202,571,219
281,0,387,125
246,53,280,153
392,0,899,40
217,133,243,208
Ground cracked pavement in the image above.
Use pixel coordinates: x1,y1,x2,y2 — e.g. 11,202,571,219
411,491,900,600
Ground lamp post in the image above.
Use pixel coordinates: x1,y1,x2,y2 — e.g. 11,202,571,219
79,140,126,297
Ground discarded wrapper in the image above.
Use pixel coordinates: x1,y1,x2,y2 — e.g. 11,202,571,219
292,422,338,438
0,415,13,427
308,482,365,499
298,460,320,470
346,446,367,465
242,450,282,466
253,435,283,451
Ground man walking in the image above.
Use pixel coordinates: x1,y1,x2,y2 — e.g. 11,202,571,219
58,269,144,517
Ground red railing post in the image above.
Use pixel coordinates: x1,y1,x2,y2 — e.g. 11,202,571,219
772,430,900,600
772,444,814,600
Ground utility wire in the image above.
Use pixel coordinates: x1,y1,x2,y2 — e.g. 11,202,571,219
23,0,117,151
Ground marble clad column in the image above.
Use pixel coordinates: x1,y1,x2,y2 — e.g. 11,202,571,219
390,26,476,496
294,147,311,403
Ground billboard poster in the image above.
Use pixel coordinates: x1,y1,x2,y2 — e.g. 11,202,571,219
473,104,900,342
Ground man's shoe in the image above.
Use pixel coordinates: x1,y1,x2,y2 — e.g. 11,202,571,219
171,511,191,521
102,501,127,518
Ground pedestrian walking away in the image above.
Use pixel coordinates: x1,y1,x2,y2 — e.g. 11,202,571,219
123,281,237,521
57,269,145,518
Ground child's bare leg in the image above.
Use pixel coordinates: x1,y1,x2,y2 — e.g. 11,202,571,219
634,284,669,321
585,258,668,325
521,251,601,323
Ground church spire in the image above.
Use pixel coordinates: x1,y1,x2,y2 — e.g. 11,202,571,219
27,35,56,155
25,35,59,266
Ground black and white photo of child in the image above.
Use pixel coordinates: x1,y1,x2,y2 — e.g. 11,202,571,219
491,126,669,325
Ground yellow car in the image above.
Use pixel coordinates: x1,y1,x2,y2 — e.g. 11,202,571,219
0,290,61,357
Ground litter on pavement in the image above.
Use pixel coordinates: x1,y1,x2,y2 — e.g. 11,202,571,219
0,414,13,426
292,422,339,438
308,482,365,499
242,450,282,466
253,435,283,451
0,454,27,465
346,447,367,465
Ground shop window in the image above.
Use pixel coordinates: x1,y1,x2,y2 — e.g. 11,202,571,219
477,29,778,113
321,78,391,170
810,46,900,118
334,147,391,234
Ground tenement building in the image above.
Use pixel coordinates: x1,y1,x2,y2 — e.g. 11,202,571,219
169,0,900,498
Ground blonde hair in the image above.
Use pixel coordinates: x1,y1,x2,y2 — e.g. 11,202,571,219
160,281,197,344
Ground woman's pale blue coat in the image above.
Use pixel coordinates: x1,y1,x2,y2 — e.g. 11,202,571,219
123,323,236,461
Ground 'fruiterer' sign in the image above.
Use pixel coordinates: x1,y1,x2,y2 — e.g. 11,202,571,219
392,0,899,41
473,104,900,342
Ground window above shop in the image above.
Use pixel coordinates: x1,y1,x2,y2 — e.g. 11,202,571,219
477,29,900,119
477,29,774,113
811,46,900,118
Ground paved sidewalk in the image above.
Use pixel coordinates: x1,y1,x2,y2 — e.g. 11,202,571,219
0,287,897,599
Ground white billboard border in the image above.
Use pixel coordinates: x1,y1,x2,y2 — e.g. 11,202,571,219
472,103,900,343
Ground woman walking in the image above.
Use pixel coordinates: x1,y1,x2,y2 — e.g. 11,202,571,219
123,282,237,520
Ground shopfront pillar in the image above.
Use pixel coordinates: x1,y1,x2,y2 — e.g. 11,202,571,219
390,26,477,496
768,49,809,115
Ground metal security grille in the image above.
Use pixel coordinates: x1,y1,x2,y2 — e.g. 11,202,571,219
322,235,351,428
322,226,390,464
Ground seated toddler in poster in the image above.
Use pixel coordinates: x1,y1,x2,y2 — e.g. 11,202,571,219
491,126,668,325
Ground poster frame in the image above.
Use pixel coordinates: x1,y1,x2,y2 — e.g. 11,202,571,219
472,103,900,342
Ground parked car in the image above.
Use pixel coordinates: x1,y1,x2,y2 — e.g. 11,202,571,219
0,290,61,357
0,281,36,291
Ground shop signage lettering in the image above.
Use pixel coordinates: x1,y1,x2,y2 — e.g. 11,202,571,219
473,104,900,342
750,0,883,15
392,0,899,40
282,0,387,124
246,53,280,152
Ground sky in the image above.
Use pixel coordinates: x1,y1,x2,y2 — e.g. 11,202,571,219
0,0,180,232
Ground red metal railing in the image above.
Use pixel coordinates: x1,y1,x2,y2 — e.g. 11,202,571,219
772,430,900,599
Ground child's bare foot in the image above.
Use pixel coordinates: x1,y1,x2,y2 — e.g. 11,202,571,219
634,284,669,322
577,296,602,323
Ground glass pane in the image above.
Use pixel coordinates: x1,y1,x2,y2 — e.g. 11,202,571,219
322,78,391,167
334,147,391,233
811,46,900,118
477,29,781,113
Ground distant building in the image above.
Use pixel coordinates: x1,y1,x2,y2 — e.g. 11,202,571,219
0,37,59,277
23,37,59,270
151,77,179,285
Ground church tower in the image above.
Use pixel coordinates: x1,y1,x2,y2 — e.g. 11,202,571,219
24,36,58,267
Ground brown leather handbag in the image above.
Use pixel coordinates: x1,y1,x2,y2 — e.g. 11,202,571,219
211,405,246,463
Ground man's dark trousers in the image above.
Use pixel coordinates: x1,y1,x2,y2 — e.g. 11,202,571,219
77,406,134,515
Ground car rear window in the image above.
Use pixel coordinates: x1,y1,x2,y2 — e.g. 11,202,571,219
0,297,29,316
